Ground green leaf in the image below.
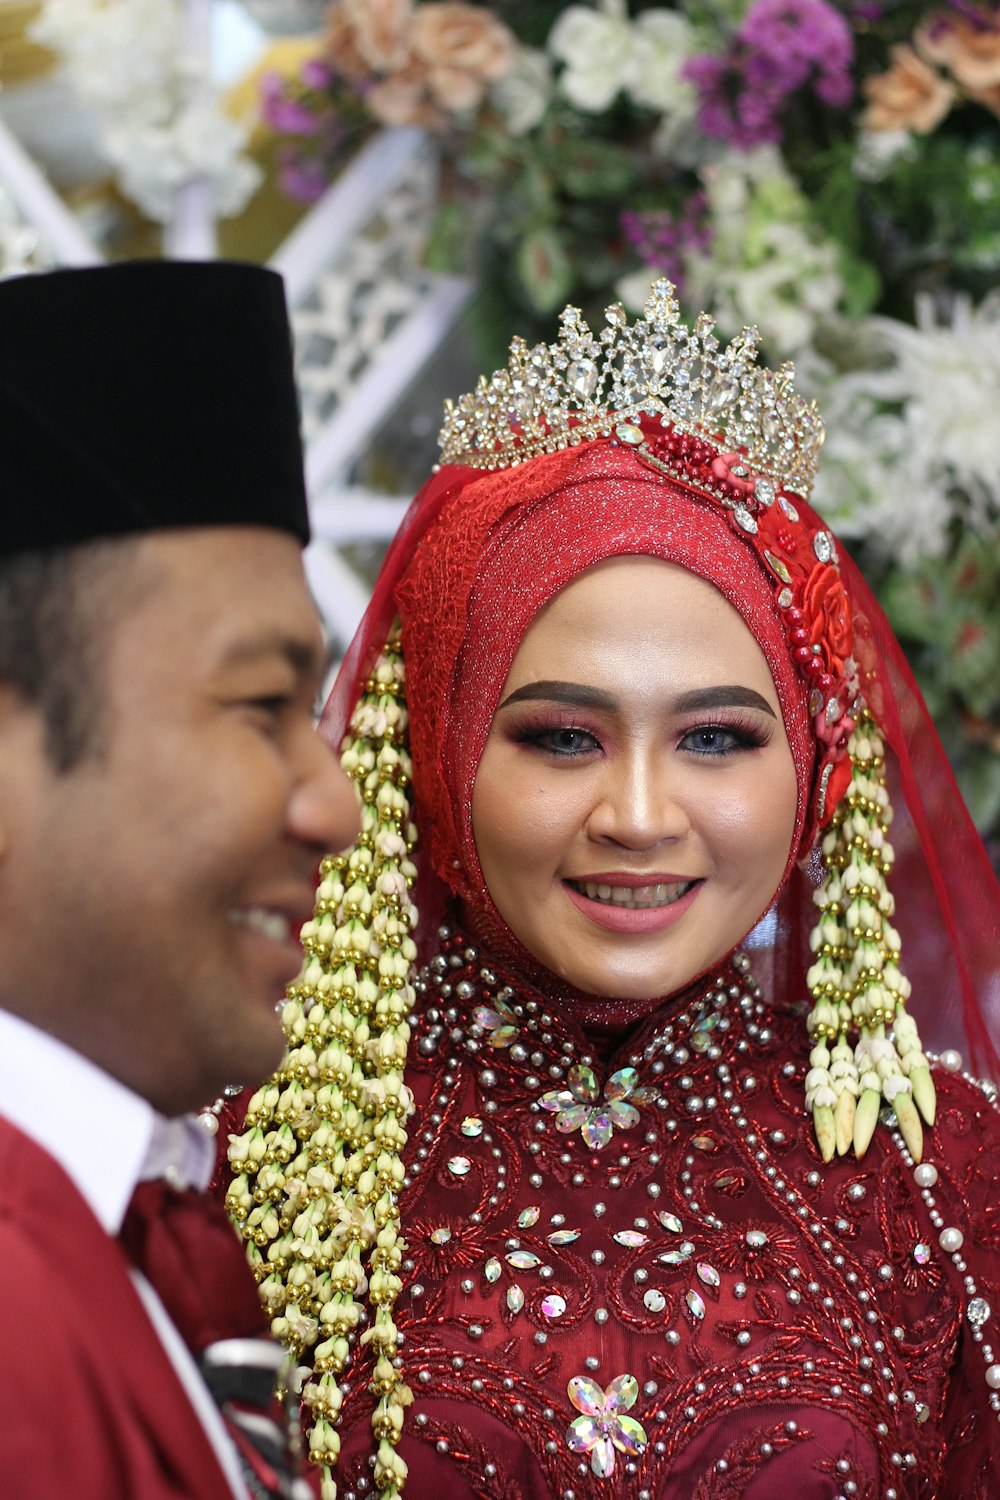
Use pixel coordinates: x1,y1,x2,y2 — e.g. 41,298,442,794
515,226,574,314
424,203,471,275
550,138,639,202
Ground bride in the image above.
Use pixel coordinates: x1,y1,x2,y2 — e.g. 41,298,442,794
228,283,1000,1499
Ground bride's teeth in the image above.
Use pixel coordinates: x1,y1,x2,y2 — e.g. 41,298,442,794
577,880,691,909
229,907,290,942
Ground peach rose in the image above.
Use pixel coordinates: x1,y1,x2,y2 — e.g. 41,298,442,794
862,44,954,132
325,7,372,82
426,64,491,114
411,5,517,96
967,81,1000,114
367,63,442,127
916,13,1000,92
346,0,413,74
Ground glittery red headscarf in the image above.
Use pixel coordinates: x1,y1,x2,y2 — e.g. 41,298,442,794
322,427,1000,1073
397,436,816,911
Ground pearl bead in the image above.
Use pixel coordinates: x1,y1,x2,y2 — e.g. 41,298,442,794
939,1049,963,1072
913,1163,938,1188
939,1227,964,1253
198,1111,219,1135
985,1365,1000,1390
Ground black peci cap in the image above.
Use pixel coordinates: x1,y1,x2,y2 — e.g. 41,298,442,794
0,260,310,554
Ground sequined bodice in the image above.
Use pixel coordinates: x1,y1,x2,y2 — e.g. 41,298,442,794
334,927,1000,1499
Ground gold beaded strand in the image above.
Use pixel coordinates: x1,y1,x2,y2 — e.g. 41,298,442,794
227,631,417,1500
805,708,936,1161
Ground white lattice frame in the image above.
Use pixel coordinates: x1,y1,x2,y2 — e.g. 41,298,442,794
0,5,472,650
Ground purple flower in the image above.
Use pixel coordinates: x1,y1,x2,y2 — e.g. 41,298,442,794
942,0,1000,23
621,193,712,293
742,0,854,103
301,58,333,91
260,72,326,136
684,0,855,148
276,148,331,203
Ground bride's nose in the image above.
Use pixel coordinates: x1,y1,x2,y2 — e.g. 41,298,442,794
585,749,691,850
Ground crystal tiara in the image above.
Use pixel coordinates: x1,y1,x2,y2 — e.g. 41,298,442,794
438,280,825,498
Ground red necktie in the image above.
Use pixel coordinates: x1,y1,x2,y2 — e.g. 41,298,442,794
121,1179,307,1499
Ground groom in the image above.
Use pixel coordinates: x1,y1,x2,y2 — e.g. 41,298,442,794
0,262,358,1497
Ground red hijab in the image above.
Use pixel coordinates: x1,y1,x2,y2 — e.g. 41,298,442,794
322,427,1000,1074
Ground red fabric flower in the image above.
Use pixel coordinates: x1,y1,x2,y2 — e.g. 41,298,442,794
755,498,814,581
799,564,853,677
710,450,756,500
821,752,855,823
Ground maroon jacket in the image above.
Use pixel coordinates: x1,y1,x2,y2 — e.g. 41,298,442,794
0,1114,236,1499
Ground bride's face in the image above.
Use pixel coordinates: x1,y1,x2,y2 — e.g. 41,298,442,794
471,556,799,999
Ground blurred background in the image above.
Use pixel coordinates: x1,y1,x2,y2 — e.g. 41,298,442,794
0,0,996,844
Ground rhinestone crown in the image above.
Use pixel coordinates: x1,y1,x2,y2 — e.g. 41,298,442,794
438,280,824,498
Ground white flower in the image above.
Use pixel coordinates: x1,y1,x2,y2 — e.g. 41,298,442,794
0,190,52,280
548,2,698,123
873,294,1000,504
492,46,552,136
31,0,260,223
685,149,845,357
882,1074,912,1102
615,266,660,314
282,1302,318,1344
549,0,634,113
629,10,697,119
852,128,916,183
33,0,181,116
809,294,1000,558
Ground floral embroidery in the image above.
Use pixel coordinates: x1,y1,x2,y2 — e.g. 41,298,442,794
325,924,1000,1498
539,1065,648,1149
565,1373,648,1478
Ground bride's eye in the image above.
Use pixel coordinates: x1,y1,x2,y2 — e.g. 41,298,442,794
681,720,770,757
513,722,601,758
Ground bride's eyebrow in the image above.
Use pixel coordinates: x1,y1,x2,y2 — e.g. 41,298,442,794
672,685,777,719
498,680,776,719
498,680,617,711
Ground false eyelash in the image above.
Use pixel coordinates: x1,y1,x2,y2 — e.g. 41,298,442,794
507,715,603,757
678,713,773,756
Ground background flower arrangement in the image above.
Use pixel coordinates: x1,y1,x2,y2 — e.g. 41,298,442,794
31,0,262,223
266,0,1000,836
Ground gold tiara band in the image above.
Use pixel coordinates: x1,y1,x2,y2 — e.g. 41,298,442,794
438,279,824,499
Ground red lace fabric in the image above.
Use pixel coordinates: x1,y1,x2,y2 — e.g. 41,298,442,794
331,923,1000,1499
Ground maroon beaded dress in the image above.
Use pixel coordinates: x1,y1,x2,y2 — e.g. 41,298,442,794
262,309,1000,1499
331,925,1000,1500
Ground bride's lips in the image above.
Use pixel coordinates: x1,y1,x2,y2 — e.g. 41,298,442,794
562,873,702,934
